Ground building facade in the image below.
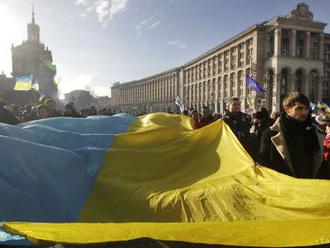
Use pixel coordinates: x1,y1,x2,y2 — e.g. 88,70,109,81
11,8,58,100
111,3,330,113
111,68,181,113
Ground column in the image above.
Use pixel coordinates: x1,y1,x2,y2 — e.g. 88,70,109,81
236,46,240,68
242,70,247,111
189,84,192,107
305,72,311,97
236,73,240,97
291,29,296,57
274,27,282,56
196,83,200,111
244,42,248,65
273,72,282,112
228,49,232,71
305,31,311,59
320,33,324,60
220,77,225,113
215,78,219,113
205,80,209,104
317,75,323,103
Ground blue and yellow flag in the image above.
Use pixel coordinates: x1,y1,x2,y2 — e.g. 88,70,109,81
14,75,33,91
246,76,265,93
0,113,330,247
31,78,40,92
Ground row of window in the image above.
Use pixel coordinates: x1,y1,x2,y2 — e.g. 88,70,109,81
270,30,323,58
119,80,178,103
184,38,253,84
183,69,253,102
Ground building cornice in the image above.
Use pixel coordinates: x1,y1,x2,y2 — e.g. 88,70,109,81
112,67,181,88
183,23,265,68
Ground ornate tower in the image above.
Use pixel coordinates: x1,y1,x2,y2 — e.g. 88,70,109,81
27,3,40,43
11,5,58,100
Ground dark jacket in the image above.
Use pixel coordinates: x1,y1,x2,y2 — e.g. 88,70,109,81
250,117,275,161
223,111,251,152
259,118,328,179
195,115,214,129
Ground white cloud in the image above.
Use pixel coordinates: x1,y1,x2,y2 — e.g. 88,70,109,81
95,0,111,25
75,0,91,6
166,40,187,49
110,0,129,16
134,0,175,38
147,21,161,30
135,16,154,37
75,0,130,27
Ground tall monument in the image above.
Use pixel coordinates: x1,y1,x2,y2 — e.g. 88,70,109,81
11,5,58,99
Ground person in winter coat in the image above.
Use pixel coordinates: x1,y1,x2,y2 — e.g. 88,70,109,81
259,92,329,179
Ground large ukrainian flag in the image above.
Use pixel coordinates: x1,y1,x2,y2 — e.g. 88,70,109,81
1,113,330,247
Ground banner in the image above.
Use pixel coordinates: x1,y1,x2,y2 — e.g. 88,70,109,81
14,75,33,91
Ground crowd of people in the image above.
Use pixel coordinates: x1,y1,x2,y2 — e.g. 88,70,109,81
0,91,329,179
0,97,115,125
186,92,330,179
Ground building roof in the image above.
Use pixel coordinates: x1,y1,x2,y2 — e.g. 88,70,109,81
183,23,265,68
112,67,181,88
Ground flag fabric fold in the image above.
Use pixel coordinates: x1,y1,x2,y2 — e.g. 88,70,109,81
1,113,330,247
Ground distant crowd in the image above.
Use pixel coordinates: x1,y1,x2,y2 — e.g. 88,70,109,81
0,97,115,125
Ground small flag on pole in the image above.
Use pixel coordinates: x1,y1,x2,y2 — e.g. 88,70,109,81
310,102,316,110
175,96,185,114
31,78,40,92
245,76,265,93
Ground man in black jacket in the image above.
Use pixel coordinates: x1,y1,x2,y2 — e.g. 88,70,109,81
223,97,251,152
259,91,328,179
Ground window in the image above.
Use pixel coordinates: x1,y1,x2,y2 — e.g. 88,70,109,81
295,69,304,92
281,29,290,56
296,31,305,57
311,33,320,59
269,32,274,56
310,70,319,102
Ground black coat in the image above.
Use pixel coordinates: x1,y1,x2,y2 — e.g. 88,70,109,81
258,118,329,179
223,111,251,153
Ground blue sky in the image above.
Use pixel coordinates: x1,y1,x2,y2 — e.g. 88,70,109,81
0,0,329,98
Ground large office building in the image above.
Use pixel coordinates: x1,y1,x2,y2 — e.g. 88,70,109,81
111,3,330,113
